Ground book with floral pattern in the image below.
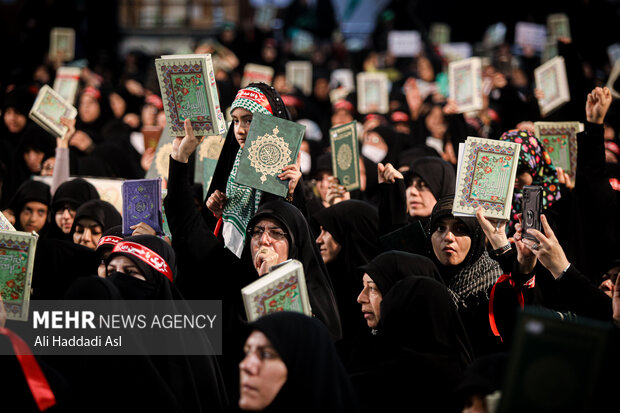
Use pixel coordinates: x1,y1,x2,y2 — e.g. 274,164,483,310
241,259,311,322
453,136,521,220
0,230,38,322
156,54,227,137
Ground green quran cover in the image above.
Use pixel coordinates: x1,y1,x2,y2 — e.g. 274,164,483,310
534,121,582,179
155,54,227,137
330,120,361,191
194,134,226,199
0,230,38,322
234,112,305,198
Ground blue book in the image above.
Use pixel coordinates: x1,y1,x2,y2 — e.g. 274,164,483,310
122,178,163,236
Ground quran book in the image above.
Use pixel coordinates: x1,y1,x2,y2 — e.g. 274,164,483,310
547,13,571,42
235,112,306,198
28,85,78,138
241,259,312,322
241,63,274,87
52,66,81,104
49,27,75,62
0,211,16,231
534,121,582,179
285,61,312,96
379,221,428,256
429,23,450,46
142,125,163,151
607,59,620,100
387,30,422,57
534,56,570,117
0,230,38,322
330,69,355,92
121,178,163,236
145,127,175,181
453,136,521,220
449,57,483,113
514,22,547,53
194,134,226,199
356,72,389,114
155,54,227,137
329,121,360,191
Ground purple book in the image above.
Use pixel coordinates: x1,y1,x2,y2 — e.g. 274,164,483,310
122,178,163,236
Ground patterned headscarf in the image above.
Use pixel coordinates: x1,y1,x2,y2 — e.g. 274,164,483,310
230,86,273,116
499,129,561,233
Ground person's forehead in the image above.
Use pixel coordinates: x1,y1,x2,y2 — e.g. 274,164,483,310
231,107,252,118
109,255,136,266
362,273,375,283
246,330,271,347
24,201,47,210
254,218,283,228
76,217,101,228
437,216,462,226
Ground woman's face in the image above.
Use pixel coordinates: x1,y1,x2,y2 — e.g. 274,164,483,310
249,218,290,274
23,149,45,173
231,107,252,148
239,330,288,411
19,201,48,233
4,107,27,133
54,204,77,234
79,94,101,123
357,274,382,329
315,227,341,264
405,176,437,217
431,217,472,266
73,217,103,250
106,255,145,281
425,106,447,139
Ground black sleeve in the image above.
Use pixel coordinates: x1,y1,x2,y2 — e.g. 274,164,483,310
533,264,612,321
377,179,409,236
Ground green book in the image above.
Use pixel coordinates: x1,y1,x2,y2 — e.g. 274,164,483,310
534,121,582,180
330,120,361,191
194,134,226,199
145,127,175,181
155,54,227,137
234,113,305,198
0,230,38,322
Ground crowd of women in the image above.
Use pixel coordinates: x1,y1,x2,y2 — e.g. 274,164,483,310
1,5,620,412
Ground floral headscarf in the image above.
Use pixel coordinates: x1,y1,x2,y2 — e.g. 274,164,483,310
499,129,561,233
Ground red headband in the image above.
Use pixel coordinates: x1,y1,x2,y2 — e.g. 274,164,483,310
233,88,273,114
391,111,409,123
83,86,101,100
112,241,174,283
97,235,123,250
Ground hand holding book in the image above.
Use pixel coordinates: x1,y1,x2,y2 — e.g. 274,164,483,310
277,152,302,198
172,118,205,163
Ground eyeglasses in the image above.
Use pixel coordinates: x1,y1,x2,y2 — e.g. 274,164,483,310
248,226,288,241
55,206,77,216
409,178,429,192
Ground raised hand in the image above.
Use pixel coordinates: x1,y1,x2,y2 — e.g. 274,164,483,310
171,118,204,163
520,214,569,279
585,86,612,124
206,189,227,218
377,162,403,184
278,152,302,199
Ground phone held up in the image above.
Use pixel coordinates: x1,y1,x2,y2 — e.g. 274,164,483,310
521,185,542,242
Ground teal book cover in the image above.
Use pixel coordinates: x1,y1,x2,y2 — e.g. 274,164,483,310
234,113,305,197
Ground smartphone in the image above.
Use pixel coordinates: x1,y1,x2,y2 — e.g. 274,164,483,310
521,185,542,241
